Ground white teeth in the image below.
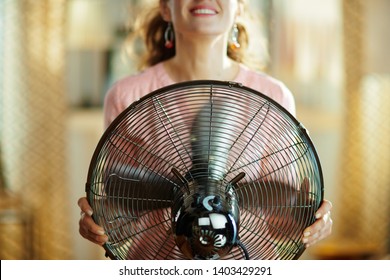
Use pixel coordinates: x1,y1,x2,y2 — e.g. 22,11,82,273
193,9,217,15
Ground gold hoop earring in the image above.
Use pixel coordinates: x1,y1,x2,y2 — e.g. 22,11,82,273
164,22,174,49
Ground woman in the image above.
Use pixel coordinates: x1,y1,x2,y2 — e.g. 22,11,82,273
78,0,332,255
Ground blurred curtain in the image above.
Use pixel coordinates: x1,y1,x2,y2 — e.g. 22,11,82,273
268,0,389,259
335,0,390,258
0,0,71,259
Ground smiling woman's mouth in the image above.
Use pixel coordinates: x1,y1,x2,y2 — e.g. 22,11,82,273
190,8,218,15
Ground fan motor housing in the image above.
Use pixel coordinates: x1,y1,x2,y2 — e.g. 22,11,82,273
172,179,239,260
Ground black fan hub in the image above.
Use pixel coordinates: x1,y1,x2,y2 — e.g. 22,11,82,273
173,202,238,260
172,178,240,259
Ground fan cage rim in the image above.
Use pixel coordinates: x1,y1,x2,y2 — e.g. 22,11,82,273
85,79,324,260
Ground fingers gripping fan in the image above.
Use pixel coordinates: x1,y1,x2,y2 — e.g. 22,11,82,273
86,80,323,260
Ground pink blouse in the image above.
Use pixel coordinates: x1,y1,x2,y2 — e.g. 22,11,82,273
104,62,296,128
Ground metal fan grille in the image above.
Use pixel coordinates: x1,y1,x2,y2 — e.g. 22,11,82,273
86,80,323,260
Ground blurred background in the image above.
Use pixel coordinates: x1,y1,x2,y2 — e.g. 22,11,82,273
0,0,389,260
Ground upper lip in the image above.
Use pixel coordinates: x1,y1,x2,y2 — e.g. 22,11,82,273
190,5,219,15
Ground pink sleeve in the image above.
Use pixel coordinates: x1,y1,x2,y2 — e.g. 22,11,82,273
102,63,174,129
103,82,124,129
278,81,296,117
235,66,296,117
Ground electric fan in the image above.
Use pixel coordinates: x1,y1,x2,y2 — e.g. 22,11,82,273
85,80,323,260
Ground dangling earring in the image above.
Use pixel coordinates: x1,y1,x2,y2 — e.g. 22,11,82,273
164,22,174,49
228,23,240,51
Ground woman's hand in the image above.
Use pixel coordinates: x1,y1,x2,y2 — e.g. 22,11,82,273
78,197,108,245
302,199,333,247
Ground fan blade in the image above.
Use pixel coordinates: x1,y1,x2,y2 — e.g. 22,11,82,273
102,165,176,210
105,175,173,208
236,178,318,238
189,101,235,181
